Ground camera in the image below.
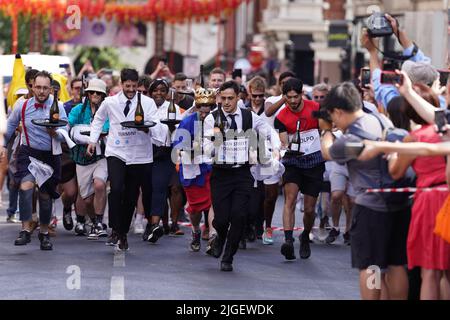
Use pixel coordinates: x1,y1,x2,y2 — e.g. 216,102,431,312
360,68,371,89
366,12,394,38
232,69,242,79
344,142,365,158
438,69,450,87
380,71,403,85
312,107,332,123
434,109,450,134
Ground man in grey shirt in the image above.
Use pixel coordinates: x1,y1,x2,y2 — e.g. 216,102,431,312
319,82,410,300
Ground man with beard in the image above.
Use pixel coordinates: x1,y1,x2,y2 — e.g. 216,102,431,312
87,69,168,251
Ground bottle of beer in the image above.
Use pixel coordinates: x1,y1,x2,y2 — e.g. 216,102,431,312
50,89,60,123
290,120,302,153
200,64,205,88
214,103,225,134
167,89,177,120
135,92,144,125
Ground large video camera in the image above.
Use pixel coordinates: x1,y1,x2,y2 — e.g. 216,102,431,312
366,12,393,38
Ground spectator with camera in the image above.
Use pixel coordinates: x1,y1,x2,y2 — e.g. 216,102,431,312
320,82,410,300
361,14,446,111
357,70,450,300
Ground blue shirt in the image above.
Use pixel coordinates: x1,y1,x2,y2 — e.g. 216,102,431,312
172,112,212,187
64,99,80,116
373,45,446,110
68,102,110,165
4,95,68,151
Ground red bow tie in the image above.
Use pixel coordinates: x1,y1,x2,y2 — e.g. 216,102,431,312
35,103,45,109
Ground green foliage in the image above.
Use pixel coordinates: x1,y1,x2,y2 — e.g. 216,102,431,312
73,47,130,74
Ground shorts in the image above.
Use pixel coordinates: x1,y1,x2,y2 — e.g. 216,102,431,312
282,163,325,198
329,163,355,197
76,158,108,199
320,181,331,193
350,204,410,270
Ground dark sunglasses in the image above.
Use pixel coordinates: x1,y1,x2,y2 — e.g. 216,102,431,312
251,94,264,99
138,90,148,95
88,91,103,96
314,95,326,100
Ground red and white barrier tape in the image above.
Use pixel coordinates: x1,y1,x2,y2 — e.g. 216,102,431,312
366,187,449,193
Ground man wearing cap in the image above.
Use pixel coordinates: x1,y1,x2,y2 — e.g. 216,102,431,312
68,79,110,239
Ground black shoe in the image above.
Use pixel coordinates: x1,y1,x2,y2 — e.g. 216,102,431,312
106,230,119,246
220,261,233,272
239,239,247,250
190,230,201,252
246,225,256,242
74,222,86,236
325,228,340,244
299,233,311,259
97,223,108,237
212,235,225,258
343,231,351,246
14,230,31,246
147,224,164,243
142,223,152,241
116,234,129,251
87,223,99,240
38,233,53,251
62,208,74,231
280,239,296,260
163,224,170,235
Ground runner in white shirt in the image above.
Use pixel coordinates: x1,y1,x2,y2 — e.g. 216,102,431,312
87,68,168,251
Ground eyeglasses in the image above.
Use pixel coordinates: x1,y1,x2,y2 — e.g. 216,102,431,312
251,94,265,99
314,96,326,100
138,90,148,95
34,86,50,92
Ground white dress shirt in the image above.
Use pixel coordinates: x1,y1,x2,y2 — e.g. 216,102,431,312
203,106,273,165
89,91,168,165
154,100,182,146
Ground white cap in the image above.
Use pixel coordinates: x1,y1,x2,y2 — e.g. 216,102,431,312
85,78,107,95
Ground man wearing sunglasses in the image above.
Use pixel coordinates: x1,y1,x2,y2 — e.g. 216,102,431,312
68,79,110,239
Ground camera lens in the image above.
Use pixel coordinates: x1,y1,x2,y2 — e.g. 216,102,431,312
368,13,387,29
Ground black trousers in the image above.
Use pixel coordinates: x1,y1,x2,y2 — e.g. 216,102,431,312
107,157,152,235
248,180,265,235
211,166,253,263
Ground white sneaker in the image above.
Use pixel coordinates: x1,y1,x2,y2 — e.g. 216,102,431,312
133,215,145,234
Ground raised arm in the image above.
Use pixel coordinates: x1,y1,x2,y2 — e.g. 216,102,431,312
396,70,435,124
264,96,286,117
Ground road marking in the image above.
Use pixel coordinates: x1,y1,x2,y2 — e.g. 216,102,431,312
113,251,125,267
110,276,124,300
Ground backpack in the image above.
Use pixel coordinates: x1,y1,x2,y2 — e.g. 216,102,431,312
348,106,415,210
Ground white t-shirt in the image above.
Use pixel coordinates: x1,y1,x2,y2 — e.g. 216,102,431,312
263,95,286,128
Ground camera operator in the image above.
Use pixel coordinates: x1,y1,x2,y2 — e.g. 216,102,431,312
320,82,410,300
361,14,446,110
